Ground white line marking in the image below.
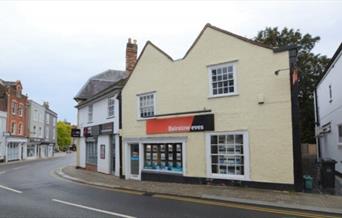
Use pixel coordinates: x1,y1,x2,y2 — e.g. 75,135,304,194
52,199,136,218
0,184,23,194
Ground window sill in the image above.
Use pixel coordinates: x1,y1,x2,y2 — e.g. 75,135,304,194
107,116,114,119
137,117,155,121
208,173,248,181
208,93,239,99
142,169,183,175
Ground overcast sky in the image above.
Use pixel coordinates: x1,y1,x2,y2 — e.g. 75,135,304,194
0,1,341,124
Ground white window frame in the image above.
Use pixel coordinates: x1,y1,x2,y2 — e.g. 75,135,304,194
46,114,49,124
206,131,250,181
338,124,342,145
137,91,156,120
11,101,17,115
45,126,49,139
108,97,115,118
88,104,93,123
208,61,238,98
52,127,56,140
18,103,24,117
18,122,23,135
11,121,16,135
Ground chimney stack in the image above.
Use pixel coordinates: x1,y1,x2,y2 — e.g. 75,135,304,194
43,101,49,109
126,38,138,74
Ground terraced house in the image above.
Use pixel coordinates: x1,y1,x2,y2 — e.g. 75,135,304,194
121,24,302,190
0,80,28,162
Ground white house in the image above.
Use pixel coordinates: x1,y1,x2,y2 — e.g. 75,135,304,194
0,111,6,161
315,43,342,175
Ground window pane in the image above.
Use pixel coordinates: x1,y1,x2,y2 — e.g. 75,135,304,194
235,135,243,144
211,135,217,144
212,164,218,173
211,145,217,154
228,66,233,72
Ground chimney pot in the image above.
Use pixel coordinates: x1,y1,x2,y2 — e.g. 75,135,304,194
133,39,137,44
128,38,132,43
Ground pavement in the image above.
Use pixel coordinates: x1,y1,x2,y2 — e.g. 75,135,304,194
57,163,342,216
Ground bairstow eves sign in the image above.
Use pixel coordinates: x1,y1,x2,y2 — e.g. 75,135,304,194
146,114,214,134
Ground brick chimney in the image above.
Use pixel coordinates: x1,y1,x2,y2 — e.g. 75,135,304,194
126,38,138,74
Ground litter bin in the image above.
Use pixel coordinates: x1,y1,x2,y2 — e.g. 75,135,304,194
303,175,313,190
320,158,337,188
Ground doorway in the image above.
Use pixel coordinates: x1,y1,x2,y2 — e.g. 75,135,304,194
129,143,140,179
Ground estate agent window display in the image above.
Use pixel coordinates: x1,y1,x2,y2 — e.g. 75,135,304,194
144,143,183,173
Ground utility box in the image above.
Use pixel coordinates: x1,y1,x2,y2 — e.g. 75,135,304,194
303,175,313,190
320,159,337,188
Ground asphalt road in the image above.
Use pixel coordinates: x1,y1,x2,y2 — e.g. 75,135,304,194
0,154,337,218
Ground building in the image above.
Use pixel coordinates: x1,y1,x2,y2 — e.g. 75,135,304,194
74,39,136,176
0,80,29,162
315,43,342,175
0,110,6,161
27,100,45,159
40,102,57,158
121,24,302,190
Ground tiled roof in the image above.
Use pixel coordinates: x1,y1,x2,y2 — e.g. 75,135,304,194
74,69,128,101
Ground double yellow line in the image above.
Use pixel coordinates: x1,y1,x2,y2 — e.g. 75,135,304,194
154,194,340,218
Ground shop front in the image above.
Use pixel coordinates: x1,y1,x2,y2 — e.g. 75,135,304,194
6,137,27,162
83,122,119,175
27,138,42,159
124,114,214,182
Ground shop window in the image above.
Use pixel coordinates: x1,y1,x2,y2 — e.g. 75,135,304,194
27,145,35,157
209,132,248,178
88,105,93,123
208,62,237,97
144,143,182,172
338,124,342,144
138,93,155,118
108,97,115,118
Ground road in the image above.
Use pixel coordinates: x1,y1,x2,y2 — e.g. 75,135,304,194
0,154,338,218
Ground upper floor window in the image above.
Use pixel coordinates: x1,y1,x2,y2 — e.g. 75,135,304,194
11,101,17,115
34,110,38,121
11,122,16,135
18,123,23,135
38,127,42,137
52,127,56,140
338,124,342,145
329,84,333,103
18,104,24,117
108,97,115,118
52,117,56,126
208,62,237,97
138,93,155,118
45,126,49,139
46,114,49,124
88,104,93,123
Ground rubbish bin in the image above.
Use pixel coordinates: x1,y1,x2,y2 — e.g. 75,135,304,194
303,175,313,190
320,158,337,188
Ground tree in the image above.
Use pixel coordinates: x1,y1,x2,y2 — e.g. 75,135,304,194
254,27,330,143
57,121,71,151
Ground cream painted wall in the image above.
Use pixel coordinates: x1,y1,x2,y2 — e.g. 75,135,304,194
97,135,111,174
122,26,294,184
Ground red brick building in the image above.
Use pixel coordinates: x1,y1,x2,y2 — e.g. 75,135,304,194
0,80,29,161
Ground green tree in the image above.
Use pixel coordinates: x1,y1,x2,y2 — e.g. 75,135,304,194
254,27,330,143
57,121,71,151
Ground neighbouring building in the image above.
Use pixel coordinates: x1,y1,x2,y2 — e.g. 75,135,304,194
121,24,302,190
40,102,57,158
27,100,45,159
0,110,6,162
315,43,342,175
0,79,29,162
74,39,136,176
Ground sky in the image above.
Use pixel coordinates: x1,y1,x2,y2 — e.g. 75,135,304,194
0,1,341,124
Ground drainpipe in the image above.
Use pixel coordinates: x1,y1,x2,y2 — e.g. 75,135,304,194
314,88,321,159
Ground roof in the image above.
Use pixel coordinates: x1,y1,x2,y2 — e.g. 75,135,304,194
0,79,16,87
74,69,129,101
125,23,295,83
316,42,342,88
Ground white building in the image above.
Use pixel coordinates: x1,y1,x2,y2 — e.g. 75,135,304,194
315,43,342,175
0,111,6,161
27,100,45,159
75,70,128,175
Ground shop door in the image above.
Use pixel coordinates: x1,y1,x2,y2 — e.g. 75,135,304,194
86,141,97,166
130,143,140,179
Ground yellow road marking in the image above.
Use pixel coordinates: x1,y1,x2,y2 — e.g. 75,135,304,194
50,169,144,196
154,194,340,218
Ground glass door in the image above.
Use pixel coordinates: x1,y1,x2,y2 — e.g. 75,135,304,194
130,143,140,178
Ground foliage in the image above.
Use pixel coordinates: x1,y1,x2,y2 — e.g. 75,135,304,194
57,121,71,151
254,27,330,143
